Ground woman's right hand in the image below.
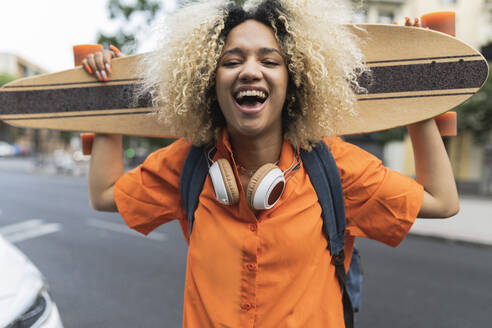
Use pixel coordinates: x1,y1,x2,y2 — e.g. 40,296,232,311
82,45,123,81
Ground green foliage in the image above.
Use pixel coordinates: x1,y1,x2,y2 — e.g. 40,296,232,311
177,0,246,6
456,66,492,144
97,0,161,54
108,0,160,20
97,0,250,53
0,73,16,87
371,127,407,144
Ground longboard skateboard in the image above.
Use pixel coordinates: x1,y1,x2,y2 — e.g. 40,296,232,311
0,24,488,137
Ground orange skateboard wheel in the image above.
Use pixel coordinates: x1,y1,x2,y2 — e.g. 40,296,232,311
81,133,95,155
434,112,457,136
73,44,104,66
421,11,456,37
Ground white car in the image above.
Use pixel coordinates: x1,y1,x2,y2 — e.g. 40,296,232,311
0,234,63,328
0,141,15,157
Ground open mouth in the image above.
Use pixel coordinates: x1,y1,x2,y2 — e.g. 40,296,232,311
234,90,268,108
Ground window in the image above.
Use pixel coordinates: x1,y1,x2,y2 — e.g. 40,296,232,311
378,11,394,24
353,12,368,24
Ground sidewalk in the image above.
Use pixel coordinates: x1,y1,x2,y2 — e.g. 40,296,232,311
0,156,88,176
1,157,491,246
410,196,492,246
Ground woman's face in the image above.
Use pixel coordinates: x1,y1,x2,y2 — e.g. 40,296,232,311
215,20,288,139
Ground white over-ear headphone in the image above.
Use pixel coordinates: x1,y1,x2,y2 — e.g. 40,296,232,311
208,148,299,210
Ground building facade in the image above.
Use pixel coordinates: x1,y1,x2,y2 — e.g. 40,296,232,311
0,53,46,78
0,53,66,156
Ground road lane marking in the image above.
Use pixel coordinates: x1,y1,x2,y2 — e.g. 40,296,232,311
3,222,62,243
0,219,44,235
86,218,167,241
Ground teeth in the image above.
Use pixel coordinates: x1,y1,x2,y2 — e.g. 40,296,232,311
236,90,267,101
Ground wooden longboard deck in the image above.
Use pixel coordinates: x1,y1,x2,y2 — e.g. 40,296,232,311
0,24,488,137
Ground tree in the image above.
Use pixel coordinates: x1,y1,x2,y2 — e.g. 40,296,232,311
0,73,15,87
0,73,18,143
97,0,162,54
96,1,246,54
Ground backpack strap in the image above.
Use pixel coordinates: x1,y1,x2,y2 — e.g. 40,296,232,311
180,145,213,238
346,245,362,312
300,141,354,328
300,141,346,254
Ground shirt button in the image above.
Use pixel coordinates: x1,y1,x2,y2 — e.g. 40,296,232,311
250,224,257,232
246,263,257,271
241,303,253,311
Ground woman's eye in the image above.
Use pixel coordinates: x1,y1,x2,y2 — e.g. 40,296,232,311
223,61,240,67
263,61,280,66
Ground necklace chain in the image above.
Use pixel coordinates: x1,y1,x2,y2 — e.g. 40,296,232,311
207,146,300,179
236,160,280,177
237,165,259,177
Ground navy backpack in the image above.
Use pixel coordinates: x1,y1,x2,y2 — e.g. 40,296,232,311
180,141,362,328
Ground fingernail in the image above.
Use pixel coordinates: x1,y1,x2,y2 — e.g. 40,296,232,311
109,44,120,55
95,70,102,81
85,64,93,75
105,63,112,74
101,70,108,81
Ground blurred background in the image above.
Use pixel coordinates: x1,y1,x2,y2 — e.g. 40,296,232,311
1,0,491,194
0,1,491,327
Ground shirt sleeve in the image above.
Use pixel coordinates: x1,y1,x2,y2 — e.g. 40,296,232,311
327,138,424,247
113,138,191,235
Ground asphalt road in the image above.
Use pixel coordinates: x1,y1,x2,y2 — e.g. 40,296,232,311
0,169,491,327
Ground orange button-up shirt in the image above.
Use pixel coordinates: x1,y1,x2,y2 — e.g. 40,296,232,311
114,132,423,327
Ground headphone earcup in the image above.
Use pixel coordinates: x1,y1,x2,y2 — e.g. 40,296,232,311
246,163,285,210
209,159,239,205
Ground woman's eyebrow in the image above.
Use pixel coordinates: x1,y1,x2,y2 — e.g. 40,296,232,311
221,47,244,58
258,47,282,56
220,47,282,58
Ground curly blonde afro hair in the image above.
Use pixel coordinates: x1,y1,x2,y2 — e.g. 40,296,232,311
139,0,367,149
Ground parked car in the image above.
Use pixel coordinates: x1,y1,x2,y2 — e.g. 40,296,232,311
0,234,63,328
0,141,30,157
0,141,15,157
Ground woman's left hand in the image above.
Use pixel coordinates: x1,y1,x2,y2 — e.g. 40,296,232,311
81,45,123,82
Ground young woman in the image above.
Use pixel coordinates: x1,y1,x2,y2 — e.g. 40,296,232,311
84,1,459,326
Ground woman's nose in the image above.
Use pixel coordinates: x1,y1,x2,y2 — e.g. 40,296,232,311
239,60,262,82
